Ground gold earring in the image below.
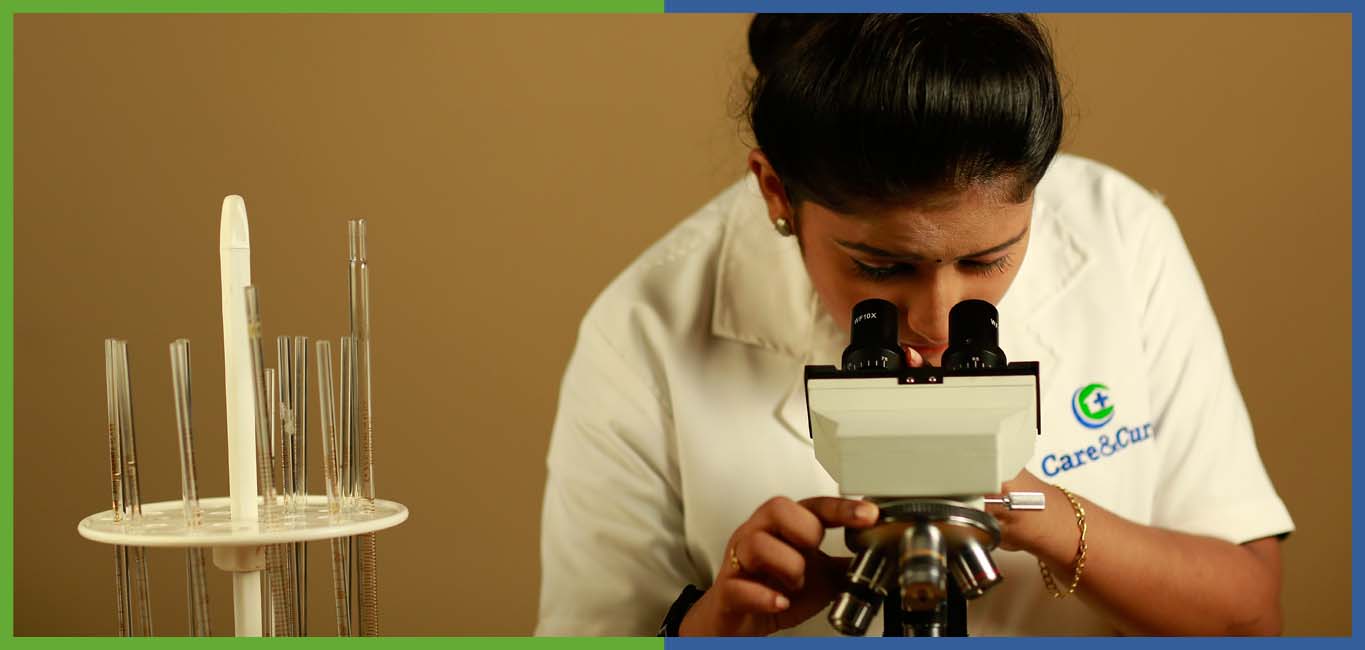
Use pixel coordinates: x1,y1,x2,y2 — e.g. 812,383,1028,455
774,217,793,237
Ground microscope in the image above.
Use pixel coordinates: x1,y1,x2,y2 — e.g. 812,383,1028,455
805,298,1045,637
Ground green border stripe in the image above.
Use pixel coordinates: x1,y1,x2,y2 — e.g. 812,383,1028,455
1,2,666,641
1,3,12,640
6,0,663,12
12,639,661,646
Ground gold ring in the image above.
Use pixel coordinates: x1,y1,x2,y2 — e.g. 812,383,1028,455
730,546,742,572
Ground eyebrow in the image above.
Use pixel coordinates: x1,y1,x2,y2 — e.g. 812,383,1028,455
834,224,1030,262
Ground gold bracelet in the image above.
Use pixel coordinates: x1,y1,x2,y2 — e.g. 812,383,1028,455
1039,484,1087,598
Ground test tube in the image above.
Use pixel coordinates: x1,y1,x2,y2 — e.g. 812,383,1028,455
277,337,296,513
339,337,355,512
267,368,280,513
276,337,303,635
170,340,202,525
262,369,278,636
292,335,310,635
348,219,375,507
245,290,275,519
113,341,143,520
339,336,356,631
113,340,153,636
103,340,132,636
270,364,300,637
104,340,125,522
170,339,211,636
268,366,298,637
316,340,352,636
244,288,290,635
348,219,380,636
316,341,342,515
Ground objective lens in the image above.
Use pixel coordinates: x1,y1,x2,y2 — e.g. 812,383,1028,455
842,298,905,373
950,537,1004,599
899,521,948,612
828,547,892,636
828,592,877,636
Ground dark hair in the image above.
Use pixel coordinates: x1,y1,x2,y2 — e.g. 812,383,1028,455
746,14,1064,211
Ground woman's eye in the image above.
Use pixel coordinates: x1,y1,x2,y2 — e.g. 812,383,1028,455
959,256,1013,276
851,259,905,281
852,255,1013,281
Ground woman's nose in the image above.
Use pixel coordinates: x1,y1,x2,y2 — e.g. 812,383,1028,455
902,274,958,343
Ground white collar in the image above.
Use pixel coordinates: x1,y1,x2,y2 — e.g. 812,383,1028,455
709,175,823,360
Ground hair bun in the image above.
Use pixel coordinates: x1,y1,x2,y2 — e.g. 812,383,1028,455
747,13,822,75
744,13,1063,211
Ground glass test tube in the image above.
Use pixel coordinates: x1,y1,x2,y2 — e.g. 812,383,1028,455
103,340,132,636
113,340,153,636
170,339,211,636
348,219,380,636
316,340,352,636
292,335,310,635
245,288,290,635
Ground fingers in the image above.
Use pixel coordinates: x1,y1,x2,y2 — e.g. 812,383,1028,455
796,496,879,530
707,497,881,634
717,576,791,615
749,497,823,550
726,497,877,588
745,496,879,553
902,344,926,368
734,530,807,591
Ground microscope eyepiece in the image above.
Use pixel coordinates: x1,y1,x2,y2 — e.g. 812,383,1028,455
942,299,1007,370
842,298,905,374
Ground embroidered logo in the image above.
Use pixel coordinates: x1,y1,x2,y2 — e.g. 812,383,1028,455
1043,382,1154,477
1071,382,1114,429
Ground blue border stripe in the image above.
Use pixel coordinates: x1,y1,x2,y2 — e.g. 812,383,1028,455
667,638,1359,647
663,5,1361,645
665,1,1356,11
1353,5,1362,636
1,3,1357,643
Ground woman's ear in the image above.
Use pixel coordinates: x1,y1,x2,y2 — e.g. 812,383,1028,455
748,149,796,229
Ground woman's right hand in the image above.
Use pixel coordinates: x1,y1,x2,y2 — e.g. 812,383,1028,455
678,496,880,636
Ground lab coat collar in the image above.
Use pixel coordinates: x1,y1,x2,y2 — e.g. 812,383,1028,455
710,175,1090,441
709,174,821,361
995,193,1092,406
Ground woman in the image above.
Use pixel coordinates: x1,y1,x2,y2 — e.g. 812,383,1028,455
536,14,1292,636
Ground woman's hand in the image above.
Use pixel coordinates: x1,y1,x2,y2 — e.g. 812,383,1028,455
901,344,927,368
986,469,1283,635
987,469,1077,556
679,496,880,636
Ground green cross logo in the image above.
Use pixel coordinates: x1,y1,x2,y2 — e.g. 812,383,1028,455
1071,382,1115,429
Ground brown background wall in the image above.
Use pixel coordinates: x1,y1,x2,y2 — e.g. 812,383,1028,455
13,14,1349,636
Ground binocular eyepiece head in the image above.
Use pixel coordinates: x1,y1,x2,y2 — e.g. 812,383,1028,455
842,298,1006,372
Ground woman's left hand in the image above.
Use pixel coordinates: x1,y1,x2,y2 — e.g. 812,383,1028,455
986,469,1075,555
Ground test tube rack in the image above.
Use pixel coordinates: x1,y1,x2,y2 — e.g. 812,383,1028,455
77,497,406,634
76,195,407,636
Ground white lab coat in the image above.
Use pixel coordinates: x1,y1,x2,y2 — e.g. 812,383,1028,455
535,154,1294,636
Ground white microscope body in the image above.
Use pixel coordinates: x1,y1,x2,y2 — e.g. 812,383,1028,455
807,372,1039,499
805,298,1044,637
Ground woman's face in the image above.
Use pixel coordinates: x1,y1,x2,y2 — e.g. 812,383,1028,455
750,151,1033,367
